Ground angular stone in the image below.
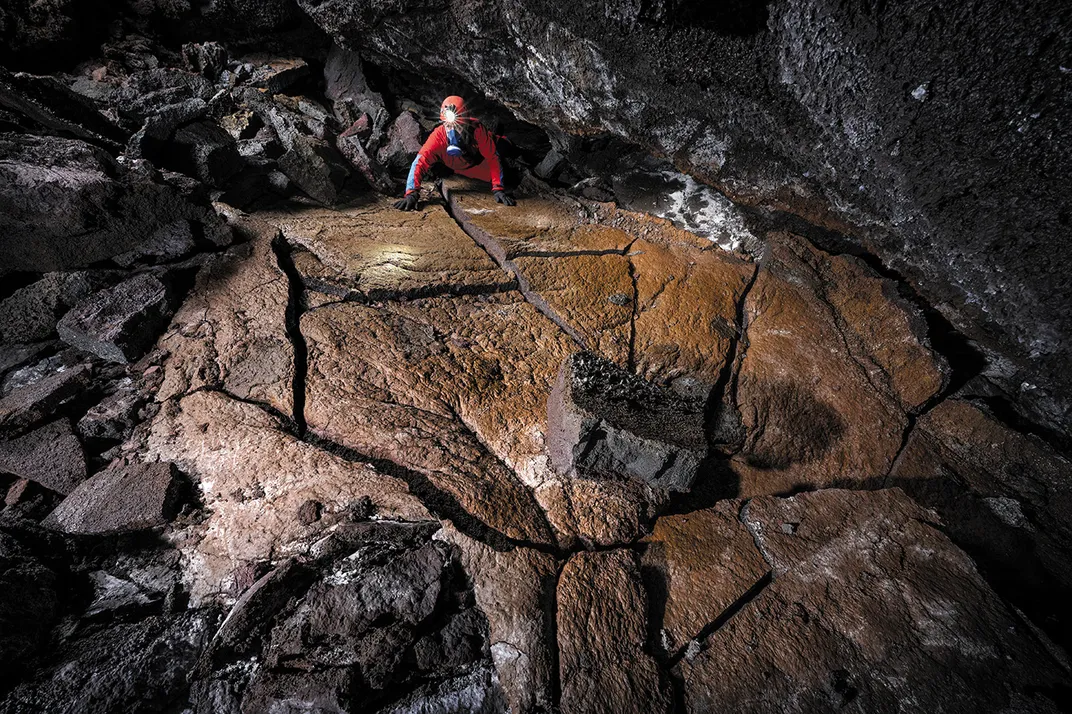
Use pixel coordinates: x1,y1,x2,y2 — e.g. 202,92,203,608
0,272,117,344
640,501,770,654
337,131,396,194
113,68,214,122
182,41,228,80
85,570,158,617
112,219,198,268
682,489,1071,712
379,663,508,714
261,199,513,300
303,295,573,545
730,234,923,496
241,668,354,714
57,271,180,364
377,111,424,174
0,418,85,494
0,363,91,436
144,390,430,603
547,351,706,491
43,460,183,535
0,134,225,273
278,134,349,205
244,56,310,94
156,216,293,414
436,523,557,713
0,536,59,673
171,120,243,188
324,43,385,116
557,549,671,714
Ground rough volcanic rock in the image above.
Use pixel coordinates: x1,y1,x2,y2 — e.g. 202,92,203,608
535,477,664,548
0,362,91,436
377,110,423,174
336,131,396,194
113,68,214,123
730,233,943,496
0,532,59,674
144,390,430,603
548,351,706,491
888,399,1072,647
680,488,1071,713
278,134,350,205
0,68,125,147
57,271,182,364
112,220,200,268
1,610,214,714
0,134,225,273
0,418,85,494
43,460,183,534
557,549,671,713
169,120,244,188
298,0,1072,434
244,56,310,94
156,214,294,414
0,271,120,345
378,663,507,714
182,41,228,80
436,523,557,713
303,294,575,544
641,501,770,655
239,668,354,714
261,199,514,300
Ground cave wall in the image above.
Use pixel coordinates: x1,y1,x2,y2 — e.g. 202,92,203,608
291,0,1072,433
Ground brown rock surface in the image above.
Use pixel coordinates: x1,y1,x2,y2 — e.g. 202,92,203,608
144,390,430,603
0,363,91,436
0,418,85,494
680,488,1069,713
731,234,944,496
536,477,664,548
43,460,183,535
557,549,671,714
260,198,514,301
303,294,575,544
156,214,294,415
435,523,557,714
641,501,770,654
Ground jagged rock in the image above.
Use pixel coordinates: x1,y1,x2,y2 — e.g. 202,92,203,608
0,271,117,344
57,271,182,364
113,67,215,122
0,68,125,148
640,501,770,654
77,377,151,444
84,570,158,617
0,362,91,436
220,108,261,141
337,131,396,193
536,477,663,548
261,198,513,300
548,351,706,490
170,120,244,187
302,295,573,544
377,111,423,174
144,390,430,603
1,347,89,397
379,663,507,714
127,98,210,160
278,134,349,205
240,668,354,714
436,523,557,713
182,41,228,80
324,43,385,116
0,342,53,383
0,418,85,494
888,399,1072,647
730,233,943,496
1,610,213,714
534,149,566,180
43,460,184,534
112,219,198,267
680,489,1071,712
244,56,310,94
156,214,293,412
0,532,59,674
557,549,671,713
0,133,228,273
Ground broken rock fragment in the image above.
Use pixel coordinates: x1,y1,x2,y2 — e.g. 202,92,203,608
43,460,184,535
548,351,706,491
558,549,671,713
0,417,85,494
57,271,183,364
0,362,91,436
278,134,350,205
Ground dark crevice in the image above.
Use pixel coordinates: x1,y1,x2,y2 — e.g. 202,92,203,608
440,184,588,350
512,248,631,258
706,261,761,449
668,570,774,668
542,558,567,713
627,254,639,372
301,277,519,310
271,236,308,436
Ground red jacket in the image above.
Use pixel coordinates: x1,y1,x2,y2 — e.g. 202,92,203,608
405,123,505,195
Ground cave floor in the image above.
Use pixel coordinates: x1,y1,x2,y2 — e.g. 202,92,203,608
99,175,1071,712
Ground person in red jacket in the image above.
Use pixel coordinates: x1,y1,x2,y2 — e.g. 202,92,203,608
394,95,516,210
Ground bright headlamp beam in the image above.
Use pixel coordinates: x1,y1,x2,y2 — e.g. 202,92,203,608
443,109,457,124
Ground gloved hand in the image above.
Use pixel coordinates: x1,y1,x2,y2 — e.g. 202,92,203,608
394,193,419,211
494,190,516,207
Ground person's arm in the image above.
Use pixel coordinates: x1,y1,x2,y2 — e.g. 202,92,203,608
405,126,446,196
475,125,505,193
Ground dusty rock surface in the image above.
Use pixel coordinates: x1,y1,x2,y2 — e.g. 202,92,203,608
43,460,183,534
680,488,1070,713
